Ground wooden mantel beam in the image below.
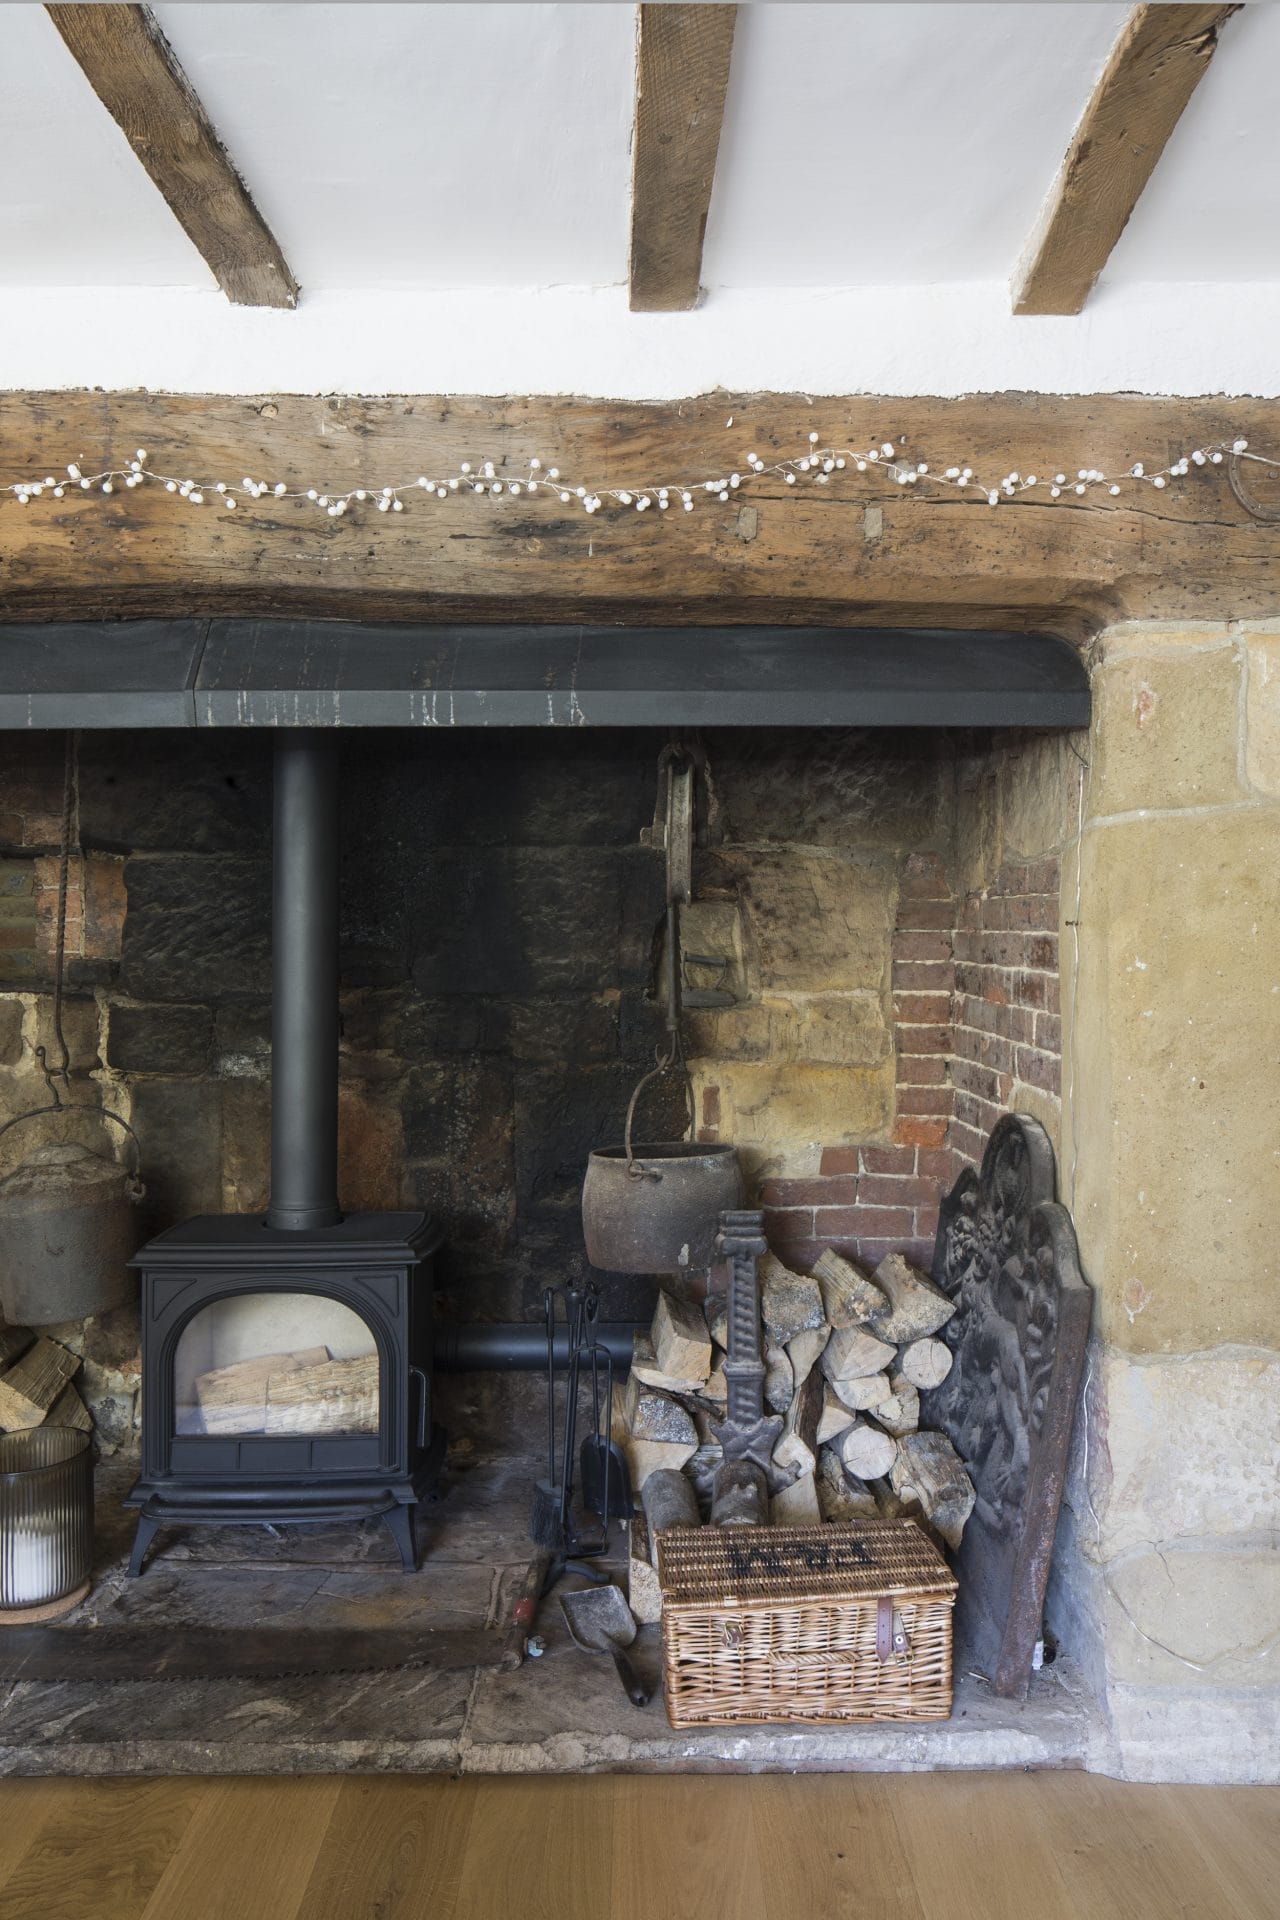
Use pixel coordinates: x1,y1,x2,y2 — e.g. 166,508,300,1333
630,4,737,312
45,3,298,309
1,390,1279,636
1013,3,1240,317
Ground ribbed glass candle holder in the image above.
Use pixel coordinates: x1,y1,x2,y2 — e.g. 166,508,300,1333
0,1426,93,1614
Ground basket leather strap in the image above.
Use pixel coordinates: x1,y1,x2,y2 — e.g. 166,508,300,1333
876,1594,910,1662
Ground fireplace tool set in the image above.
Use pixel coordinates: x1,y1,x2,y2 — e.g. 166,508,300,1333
531,1280,631,1570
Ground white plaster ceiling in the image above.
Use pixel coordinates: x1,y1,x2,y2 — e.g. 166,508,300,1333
2,0,1278,294
1,2,1278,398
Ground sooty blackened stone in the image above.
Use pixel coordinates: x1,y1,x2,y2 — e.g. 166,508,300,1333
513,1062,689,1228
507,994,620,1066
408,849,622,998
617,847,668,989
0,996,24,1065
342,990,510,1062
79,735,271,854
343,730,663,850
707,728,951,853
129,1076,224,1225
122,856,271,1001
214,999,272,1068
402,1060,515,1182
106,1002,215,1075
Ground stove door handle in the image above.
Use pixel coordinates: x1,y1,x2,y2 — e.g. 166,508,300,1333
409,1365,429,1449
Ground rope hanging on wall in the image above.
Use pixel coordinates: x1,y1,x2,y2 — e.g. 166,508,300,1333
2,435,1277,521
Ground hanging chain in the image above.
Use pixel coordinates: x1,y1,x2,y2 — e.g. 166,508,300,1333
0,730,144,1186
34,728,78,1102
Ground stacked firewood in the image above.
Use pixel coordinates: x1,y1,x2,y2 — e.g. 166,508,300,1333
613,1246,976,1551
0,1325,92,1437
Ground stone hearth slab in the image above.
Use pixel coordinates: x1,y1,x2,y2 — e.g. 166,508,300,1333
0,1451,1111,1779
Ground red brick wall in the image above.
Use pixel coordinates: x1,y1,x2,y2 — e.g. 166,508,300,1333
948,857,1060,1169
761,851,1062,1277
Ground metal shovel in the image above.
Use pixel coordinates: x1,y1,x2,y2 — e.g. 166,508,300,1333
559,1584,651,1708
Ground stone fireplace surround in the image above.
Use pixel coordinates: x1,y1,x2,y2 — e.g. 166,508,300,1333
0,619,1276,1784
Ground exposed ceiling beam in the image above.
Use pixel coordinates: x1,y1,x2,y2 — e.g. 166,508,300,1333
629,3,737,312
1012,3,1240,317
45,3,298,309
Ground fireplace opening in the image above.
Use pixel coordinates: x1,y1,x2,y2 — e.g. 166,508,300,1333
0,623,1123,1773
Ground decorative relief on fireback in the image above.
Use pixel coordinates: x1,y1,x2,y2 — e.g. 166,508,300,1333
924,1114,1092,1698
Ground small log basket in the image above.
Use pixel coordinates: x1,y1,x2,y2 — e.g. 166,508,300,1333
657,1518,957,1728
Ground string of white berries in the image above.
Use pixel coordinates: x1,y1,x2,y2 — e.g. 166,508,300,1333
0,435,1267,519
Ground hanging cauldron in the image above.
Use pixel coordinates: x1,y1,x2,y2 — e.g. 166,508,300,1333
582,746,742,1274
582,1137,742,1274
0,1125,143,1326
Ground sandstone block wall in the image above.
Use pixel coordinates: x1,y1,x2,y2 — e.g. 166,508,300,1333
748,743,1069,1276
1053,622,1280,1782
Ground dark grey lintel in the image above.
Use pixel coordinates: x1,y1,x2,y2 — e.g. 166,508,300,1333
0,620,1090,730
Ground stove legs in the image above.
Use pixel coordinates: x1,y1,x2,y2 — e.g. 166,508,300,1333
128,1511,162,1578
125,1498,424,1575
382,1502,418,1573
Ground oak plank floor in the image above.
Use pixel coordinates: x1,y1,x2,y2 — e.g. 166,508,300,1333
0,1772,1274,1920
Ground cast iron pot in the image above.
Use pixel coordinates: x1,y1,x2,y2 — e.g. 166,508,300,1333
0,1139,141,1324
582,1141,742,1274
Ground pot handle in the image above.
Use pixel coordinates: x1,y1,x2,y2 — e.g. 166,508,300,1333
0,1100,145,1198
622,1057,695,1182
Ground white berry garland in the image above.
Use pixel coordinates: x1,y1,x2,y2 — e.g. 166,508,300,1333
1,433,1270,519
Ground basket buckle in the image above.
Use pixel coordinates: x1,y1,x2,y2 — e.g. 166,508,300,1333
876,1594,911,1664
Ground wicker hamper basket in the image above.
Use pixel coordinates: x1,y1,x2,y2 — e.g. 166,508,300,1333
657,1518,958,1729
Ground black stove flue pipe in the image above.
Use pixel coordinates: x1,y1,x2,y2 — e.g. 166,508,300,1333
267,731,342,1231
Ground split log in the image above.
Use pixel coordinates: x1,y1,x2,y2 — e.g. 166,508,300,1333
195,1344,329,1435
651,1289,713,1385
875,1377,921,1436
820,1324,896,1388
641,1465,700,1549
264,1353,378,1435
772,1366,823,1479
627,1514,664,1624
612,1382,697,1490
759,1253,826,1344
811,1248,887,1329
837,1417,899,1483
815,1383,856,1446
703,1294,728,1351
867,1476,907,1519
630,1329,699,1395
897,1336,954,1391
816,1446,878,1522
703,1361,728,1406
786,1323,829,1391
624,1373,698,1446
0,1325,34,1370
764,1335,794,1414
45,1382,93,1434
829,1369,893,1413
771,1470,821,1526
869,1253,957,1343
889,1431,977,1551
0,1336,80,1431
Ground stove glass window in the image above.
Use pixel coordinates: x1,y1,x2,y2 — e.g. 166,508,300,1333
173,1293,379,1436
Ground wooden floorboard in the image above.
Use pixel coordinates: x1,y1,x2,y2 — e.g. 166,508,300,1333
0,1772,1274,1920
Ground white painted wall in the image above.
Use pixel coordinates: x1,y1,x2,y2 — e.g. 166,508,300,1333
2,281,1277,398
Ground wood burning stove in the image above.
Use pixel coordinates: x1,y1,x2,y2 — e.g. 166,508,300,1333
126,733,445,1574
